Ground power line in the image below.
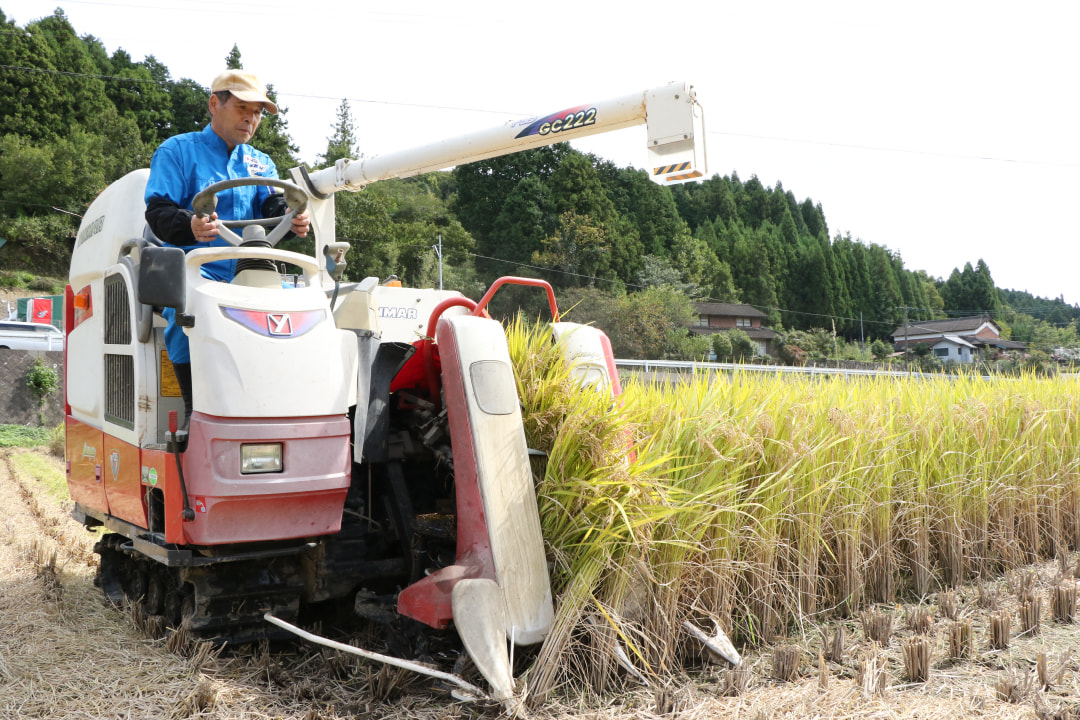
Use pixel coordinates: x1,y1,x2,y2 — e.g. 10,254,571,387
709,130,1080,169
2,63,1076,169
0,63,160,84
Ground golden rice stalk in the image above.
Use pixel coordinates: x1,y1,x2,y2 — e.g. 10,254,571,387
1011,570,1038,605
505,322,1080,690
172,680,216,718
717,661,751,697
977,580,999,610
948,619,973,660
818,651,828,690
165,625,191,655
902,635,931,683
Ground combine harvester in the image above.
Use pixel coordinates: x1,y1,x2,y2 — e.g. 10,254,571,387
64,82,706,703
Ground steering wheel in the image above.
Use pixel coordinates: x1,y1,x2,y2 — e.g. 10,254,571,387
191,177,308,247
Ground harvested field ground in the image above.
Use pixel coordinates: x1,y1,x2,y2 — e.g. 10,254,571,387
3,447,1080,719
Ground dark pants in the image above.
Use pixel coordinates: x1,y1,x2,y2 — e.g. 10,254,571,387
172,361,193,429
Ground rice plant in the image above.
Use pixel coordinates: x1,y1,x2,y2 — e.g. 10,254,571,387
506,322,1080,699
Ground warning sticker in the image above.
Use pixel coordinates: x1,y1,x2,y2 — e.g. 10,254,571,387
160,350,181,397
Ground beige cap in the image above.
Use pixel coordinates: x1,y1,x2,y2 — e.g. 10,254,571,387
210,70,278,114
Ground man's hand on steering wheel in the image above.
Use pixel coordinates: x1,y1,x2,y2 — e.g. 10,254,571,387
191,211,220,242
291,209,311,238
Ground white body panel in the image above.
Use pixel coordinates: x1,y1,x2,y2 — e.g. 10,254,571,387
182,248,358,418
67,170,154,433
442,314,554,645
368,284,468,344
70,169,151,289
551,322,615,392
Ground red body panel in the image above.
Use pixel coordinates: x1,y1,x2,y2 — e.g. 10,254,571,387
102,436,146,528
137,447,185,544
179,413,351,545
397,318,495,629
66,417,107,513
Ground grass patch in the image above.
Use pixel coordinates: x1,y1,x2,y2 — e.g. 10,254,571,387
11,451,69,502
0,269,36,289
0,270,64,294
0,424,52,447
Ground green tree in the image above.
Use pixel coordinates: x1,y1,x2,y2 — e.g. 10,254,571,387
453,144,571,253
0,10,105,141
253,84,300,173
727,328,755,361
711,331,733,361
635,254,696,295
532,211,613,288
320,99,357,166
225,44,242,69
167,78,210,136
106,49,172,145
594,161,687,257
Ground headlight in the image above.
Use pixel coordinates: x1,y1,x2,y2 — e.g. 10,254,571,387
241,443,283,474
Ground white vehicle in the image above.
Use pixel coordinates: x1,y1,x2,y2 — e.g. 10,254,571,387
65,82,705,705
0,320,64,351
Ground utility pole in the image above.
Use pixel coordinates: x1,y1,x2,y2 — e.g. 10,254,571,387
903,306,908,370
431,233,443,291
898,306,918,374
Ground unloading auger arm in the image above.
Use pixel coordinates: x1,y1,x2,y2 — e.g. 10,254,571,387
296,81,705,196
290,81,705,287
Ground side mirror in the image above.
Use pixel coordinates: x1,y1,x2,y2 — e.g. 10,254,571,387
138,246,187,311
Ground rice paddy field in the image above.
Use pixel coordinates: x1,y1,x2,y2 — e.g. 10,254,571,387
4,321,1080,718
511,320,1080,713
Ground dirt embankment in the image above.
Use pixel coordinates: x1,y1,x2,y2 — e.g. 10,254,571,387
3,448,1080,720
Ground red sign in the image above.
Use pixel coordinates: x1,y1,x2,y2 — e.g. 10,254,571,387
30,297,52,325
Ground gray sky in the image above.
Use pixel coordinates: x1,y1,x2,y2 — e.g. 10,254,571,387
5,0,1079,307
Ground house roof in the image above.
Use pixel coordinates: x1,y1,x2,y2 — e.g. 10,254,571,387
690,326,778,340
891,316,999,339
964,336,1028,350
694,302,767,319
935,334,977,350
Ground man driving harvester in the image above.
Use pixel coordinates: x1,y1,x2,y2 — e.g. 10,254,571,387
144,70,311,427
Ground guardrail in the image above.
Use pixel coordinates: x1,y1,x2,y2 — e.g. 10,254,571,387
615,358,951,380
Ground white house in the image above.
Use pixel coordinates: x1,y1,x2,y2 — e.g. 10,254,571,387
890,316,1026,364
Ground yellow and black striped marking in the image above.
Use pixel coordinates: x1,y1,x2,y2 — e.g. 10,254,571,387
653,162,692,176
664,170,704,183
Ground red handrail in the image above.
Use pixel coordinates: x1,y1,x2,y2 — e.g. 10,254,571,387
472,276,560,322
